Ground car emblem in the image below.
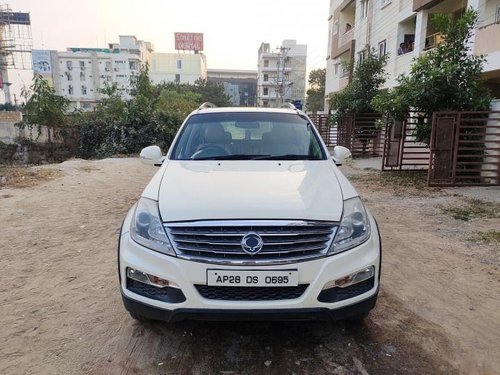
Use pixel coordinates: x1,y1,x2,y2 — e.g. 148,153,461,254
241,232,264,255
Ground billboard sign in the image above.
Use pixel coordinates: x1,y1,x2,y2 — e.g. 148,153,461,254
32,50,52,75
175,32,204,52
0,11,30,25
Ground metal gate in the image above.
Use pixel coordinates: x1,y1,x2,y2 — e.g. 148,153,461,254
337,113,384,156
428,111,500,186
382,114,430,171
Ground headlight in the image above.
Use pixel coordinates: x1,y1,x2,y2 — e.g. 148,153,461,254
130,197,175,256
329,197,370,254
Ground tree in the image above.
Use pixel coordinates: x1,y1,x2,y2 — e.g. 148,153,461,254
17,74,70,142
329,48,388,116
372,8,491,144
194,78,231,106
306,68,326,113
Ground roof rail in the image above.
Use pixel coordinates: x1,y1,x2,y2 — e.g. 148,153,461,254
280,102,296,109
198,102,217,110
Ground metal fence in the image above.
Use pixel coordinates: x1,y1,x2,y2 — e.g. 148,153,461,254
382,114,430,171
336,113,385,157
428,111,500,186
308,114,335,147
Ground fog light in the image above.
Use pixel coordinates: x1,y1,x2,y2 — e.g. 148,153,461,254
126,268,174,288
322,266,375,290
127,268,150,284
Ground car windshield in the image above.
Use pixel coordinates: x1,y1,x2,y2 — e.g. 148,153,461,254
171,112,326,160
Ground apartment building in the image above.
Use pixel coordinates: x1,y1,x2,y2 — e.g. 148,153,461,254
325,0,500,111
257,40,307,107
207,69,257,106
35,36,153,110
149,52,207,85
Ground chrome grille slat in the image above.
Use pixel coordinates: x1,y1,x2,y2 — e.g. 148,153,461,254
173,235,332,246
165,221,338,265
168,229,334,236
176,242,328,254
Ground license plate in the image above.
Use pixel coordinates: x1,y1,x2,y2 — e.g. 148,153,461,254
207,269,298,287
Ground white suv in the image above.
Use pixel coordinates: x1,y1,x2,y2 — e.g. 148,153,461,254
118,104,381,322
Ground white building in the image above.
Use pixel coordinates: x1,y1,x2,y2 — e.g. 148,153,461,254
257,40,307,107
325,0,500,111
149,52,207,85
41,36,153,110
207,69,257,106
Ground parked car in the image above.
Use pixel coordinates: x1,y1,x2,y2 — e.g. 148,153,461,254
118,103,381,322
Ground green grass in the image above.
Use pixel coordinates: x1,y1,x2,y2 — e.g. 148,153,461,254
349,170,433,196
469,230,500,244
439,198,500,221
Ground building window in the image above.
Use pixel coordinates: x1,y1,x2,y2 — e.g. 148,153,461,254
79,61,85,70
263,87,269,95
129,61,138,70
357,50,366,66
263,74,269,82
81,85,87,95
378,40,387,57
68,84,74,95
176,60,182,69
361,0,369,19
175,74,181,83
334,64,339,75
263,101,269,107
333,20,339,35
66,72,72,81
496,5,500,23
66,61,73,70
80,71,85,81
264,60,269,67
105,61,111,71
340,64,350,78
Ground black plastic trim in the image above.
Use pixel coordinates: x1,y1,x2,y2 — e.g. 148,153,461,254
121,290,378,322
126,278,187,303
317,277,375,303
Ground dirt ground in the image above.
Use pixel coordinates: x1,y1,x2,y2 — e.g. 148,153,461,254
0,158,499,375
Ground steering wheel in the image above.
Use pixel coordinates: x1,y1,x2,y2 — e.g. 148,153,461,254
191,144,229,159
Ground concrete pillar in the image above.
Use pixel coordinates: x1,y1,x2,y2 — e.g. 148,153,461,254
414,10,429,56
482,100,500,184
467,0,482,53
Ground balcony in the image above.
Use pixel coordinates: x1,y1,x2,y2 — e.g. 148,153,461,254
475,23,500,56
339,27,355,48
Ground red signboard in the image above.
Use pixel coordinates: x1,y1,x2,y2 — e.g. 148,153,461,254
175,33,204,52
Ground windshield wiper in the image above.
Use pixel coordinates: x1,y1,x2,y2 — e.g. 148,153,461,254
191,154,265,160
252,154,320,160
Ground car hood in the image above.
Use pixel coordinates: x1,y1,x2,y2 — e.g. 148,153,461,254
157,160,344,222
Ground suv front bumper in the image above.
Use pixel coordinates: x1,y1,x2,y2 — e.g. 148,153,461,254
118,212,381,322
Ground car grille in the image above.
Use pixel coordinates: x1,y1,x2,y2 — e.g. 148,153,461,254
165,221,337,265
195,284,309,301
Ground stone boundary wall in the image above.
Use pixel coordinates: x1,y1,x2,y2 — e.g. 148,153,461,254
0,111,76,164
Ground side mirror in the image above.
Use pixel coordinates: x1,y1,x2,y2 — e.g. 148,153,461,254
140,146,164,166
331,145,352,166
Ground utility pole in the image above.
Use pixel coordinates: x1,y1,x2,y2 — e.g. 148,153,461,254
272,45,292,107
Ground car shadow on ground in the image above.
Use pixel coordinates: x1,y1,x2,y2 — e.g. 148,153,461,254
104,291,458,374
